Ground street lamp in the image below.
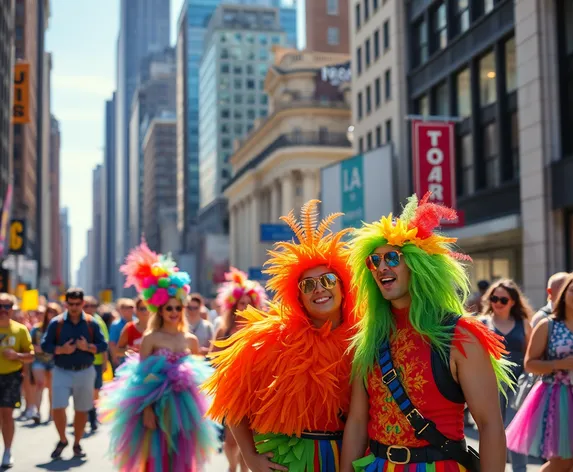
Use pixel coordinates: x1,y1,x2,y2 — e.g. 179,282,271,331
346,125,354,144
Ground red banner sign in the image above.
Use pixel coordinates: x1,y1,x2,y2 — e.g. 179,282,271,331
412,120,462,226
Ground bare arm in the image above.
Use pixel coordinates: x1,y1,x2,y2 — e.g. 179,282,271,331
525,319,573,374
453,328,505,472
187,333,200,355
116,325,130,356
340,375,370,472
139,333,154,361
523,319,532,350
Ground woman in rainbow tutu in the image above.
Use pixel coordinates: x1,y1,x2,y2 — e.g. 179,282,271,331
99,241,218,471
506,273,573,471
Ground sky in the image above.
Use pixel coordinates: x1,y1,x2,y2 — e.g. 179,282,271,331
46,0,185,283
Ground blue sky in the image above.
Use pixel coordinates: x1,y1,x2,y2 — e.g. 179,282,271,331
46,0,184,282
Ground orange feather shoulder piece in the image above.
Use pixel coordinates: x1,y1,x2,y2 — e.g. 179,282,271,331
452,316,509,360
202,302,355,437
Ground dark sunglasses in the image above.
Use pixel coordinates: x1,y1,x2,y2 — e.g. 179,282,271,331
186,305,200,311
165,306,183,312
490,295,510,305
298,273,339,294
365,251,402,270
137,305,148,311
0,304,13,310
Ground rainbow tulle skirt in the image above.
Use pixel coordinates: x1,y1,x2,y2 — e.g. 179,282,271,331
255,432,342,472
99,353,219,472
506,380,573,460
352,454,467,472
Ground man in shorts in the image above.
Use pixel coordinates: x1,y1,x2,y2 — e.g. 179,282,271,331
41,288,107,460
0,293,34,468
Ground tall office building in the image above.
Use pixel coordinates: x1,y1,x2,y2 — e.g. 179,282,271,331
176,0,297,248
49,115,61,288
0,0,14,229
102,94,116,294
128,47,176,249
91,165,104,295
59,207,70,289
198,4,285,233
115,0,170,295
305,0,349,53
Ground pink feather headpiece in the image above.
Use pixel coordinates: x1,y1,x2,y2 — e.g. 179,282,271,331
120,239,191,312
216,267,268,313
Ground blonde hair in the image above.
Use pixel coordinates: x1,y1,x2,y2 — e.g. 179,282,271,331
147,297,189,333
116,298,135,308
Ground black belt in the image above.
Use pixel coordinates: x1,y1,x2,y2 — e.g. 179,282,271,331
58,364,91,372
300,431,343,441
370,439,467,465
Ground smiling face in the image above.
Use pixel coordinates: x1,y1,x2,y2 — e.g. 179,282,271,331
490,286,515,317
160,297,184,327
368,244,411,308
298,265,343,326
236,294,252,313
0,294,14,326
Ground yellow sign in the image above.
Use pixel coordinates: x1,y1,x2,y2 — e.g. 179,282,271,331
12,63,30,124
99,289,113,304
9,219,25,255
21,289,39,311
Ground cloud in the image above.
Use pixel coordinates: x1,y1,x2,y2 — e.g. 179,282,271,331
52,74,114,97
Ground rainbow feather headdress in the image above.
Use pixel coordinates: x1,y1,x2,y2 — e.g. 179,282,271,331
357,192,471,260
216,267,267,313
120,240,191,312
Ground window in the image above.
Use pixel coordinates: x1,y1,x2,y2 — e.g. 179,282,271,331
385,119,392,143
413,20,428,67
327,27,340,45
376,125,382,147
234,94,243,104
435,82,449,116
357,92,363,120
510,112,519,177
234,78,242,89
359,137,364,153
221,109,230,119
355,3,361,30
505,37,516,93
456,68,471,117
15,26,23,41
366,85,372,114
356,47,362,75
374,30,380,59
455,0,470,35
384,69,391,100
383,20,390,50
479,51,497,106
484,0,494,14
460,134,475,195
246,79,255,89
364,0,369,21
375,77,381,107
221,48,229,59
432,3,447,52
327,0,339,15
367,132,373,150
365,38,371,67
221,64,230,74
416,95,429,116
373,0,379,10
483,122,500,188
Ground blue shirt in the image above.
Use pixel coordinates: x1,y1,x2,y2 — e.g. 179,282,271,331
109,318,128,344
41,312,108,370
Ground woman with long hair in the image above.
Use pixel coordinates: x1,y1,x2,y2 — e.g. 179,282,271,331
506,273,573,471
30,303,61,424
480,279,533,471
99,241,218,471
208,267,267,472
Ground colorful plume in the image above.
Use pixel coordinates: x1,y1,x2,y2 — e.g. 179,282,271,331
216,267,267,313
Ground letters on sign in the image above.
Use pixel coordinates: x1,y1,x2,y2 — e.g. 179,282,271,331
13,63,30,124
9,219,26,255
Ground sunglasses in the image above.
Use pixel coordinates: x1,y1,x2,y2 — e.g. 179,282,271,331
187,305,200,311
298,273,339,294
0,304,13,310
67,301,83,307
165,306,183,312
490,295,510,305
365,251,402,270
137,306,148,312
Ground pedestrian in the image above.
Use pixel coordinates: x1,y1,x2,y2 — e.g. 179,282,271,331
116,296,150,356
506,273,573,469
98,240,218,471
30,302,61,424
108,298,135,367
0,293,34,468
466,280,490,314
41,287,108,460
531,272,569,328
203,199,358,471
82,296,110,432
480,279,533,472
185,293,213,356
341,193,513,472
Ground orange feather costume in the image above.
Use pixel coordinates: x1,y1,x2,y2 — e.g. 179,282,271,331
202,200,357,471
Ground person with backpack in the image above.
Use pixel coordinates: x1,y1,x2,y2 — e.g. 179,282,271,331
41,287,108,461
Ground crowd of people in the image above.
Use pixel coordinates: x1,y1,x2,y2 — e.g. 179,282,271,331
0,194,571,471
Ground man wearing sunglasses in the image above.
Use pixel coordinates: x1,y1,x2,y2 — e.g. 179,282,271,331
203,199,358,471
341,193,513,472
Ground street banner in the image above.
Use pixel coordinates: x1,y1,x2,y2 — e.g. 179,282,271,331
13,63,30,124
9,219,26,255
0,184,13,257
340,154,365,229
411,120,459,222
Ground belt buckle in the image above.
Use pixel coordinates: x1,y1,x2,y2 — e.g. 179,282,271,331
382,368,397,384
386,445,411,465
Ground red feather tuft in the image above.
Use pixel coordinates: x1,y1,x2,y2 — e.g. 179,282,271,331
452,317,508,360
409,192,459,239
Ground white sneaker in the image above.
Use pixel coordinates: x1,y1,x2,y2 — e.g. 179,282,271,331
2,450,13,468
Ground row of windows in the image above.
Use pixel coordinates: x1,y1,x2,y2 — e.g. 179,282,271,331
215,92,268,106
220,77,266,91
356,70,391,120
220,31,282,46
220,62,269,77
221,47,273,61
355,0,388,30
357,119,392,153
412,0,500,69
356,19,390,75
220,108,266,121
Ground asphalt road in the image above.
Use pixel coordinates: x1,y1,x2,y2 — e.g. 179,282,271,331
7,403,542,471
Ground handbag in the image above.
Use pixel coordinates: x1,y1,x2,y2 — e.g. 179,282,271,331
509,318,554,410
377,341,480,471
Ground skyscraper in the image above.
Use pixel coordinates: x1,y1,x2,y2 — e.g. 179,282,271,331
102,94,116,294
91,165,103,295
59,207,70,289
115,0,170,295
49,115,61,288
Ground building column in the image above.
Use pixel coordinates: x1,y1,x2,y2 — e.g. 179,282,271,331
237,201,246,271
302,170,317,204
269,181,279,222
229,204,237,268
250,192,260,268
281,171,295,216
